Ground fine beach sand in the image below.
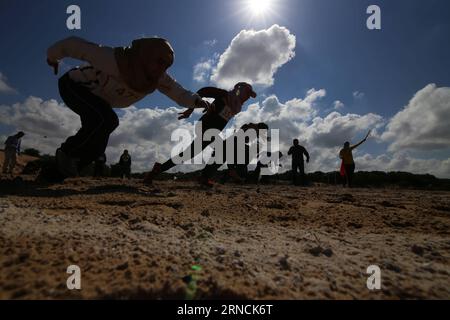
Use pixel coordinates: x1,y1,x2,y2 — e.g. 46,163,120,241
0,177,449,300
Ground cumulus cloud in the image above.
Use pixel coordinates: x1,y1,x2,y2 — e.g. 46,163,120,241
354,152,450,178
232,88,382,150
235,89,325,124
0,96,80,153
107,106,195,171
232,89,387,174
2,83,449,178
304,112,384,148
382,84,450,152
0,72,17,94
193,54,219,83
209,24,296,88
0,97,195,172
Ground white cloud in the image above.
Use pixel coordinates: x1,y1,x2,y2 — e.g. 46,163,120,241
193,54,218,84
304,111,384,148
333,100,344,110
0,96,80,153
0,72,17,94
353,91,365,99
107,106,195,171
234,88,325,126
382,84,450,152
354,152,450,178
232,89,387,174
203,39,218,47
2,83,449,178
209,24,296,88
0,97,195,172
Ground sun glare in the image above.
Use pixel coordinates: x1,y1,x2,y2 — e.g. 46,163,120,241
247,0,273,17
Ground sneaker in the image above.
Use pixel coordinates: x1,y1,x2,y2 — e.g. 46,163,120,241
143,162,162,185
56,148,79,178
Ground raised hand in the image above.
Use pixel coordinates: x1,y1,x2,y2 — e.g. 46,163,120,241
364,130,372,141
178,108,194,120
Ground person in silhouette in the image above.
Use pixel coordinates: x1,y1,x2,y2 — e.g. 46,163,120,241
144,82,257,185
45,36,208,182
119,150,132,179
288,139,310,186
339,131,371,188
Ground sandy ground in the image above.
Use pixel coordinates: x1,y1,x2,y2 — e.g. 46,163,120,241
0,177,449,300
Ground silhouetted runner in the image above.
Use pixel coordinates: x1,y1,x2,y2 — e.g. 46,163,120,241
288,139,310,186
200,122,269,187
119,150,132,179
43,36,208,182
144,82,257,185
339,131,371,188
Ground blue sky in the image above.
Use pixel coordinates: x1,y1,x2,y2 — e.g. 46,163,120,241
1,0,450,176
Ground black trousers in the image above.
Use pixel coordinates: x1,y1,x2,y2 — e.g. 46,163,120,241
58,73,119,168
292,161,305,185
160,113,228,173
344,163,356,187
121,165,131,179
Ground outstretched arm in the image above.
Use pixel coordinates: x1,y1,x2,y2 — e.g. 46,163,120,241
197,87,228,99
351,131,371,150
47,36,115,75
158,73,208,110
351,139,365,150
350,132,370,150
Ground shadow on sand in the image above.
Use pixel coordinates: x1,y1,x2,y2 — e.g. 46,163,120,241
0,177,158,199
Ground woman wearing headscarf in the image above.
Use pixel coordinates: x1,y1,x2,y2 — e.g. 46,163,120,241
339,131,371,187
45,36,208,180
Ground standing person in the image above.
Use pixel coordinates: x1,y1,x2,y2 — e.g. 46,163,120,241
288,139,310,186
119,150,132,179
2,131,25,175
43,36,208,182
144,82,257,185
339,131,371,188
93,153,107,177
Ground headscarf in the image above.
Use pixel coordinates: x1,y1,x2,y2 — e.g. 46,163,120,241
114,38,174,94
226,82,257,116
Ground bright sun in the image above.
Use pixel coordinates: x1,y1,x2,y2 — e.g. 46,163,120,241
247,0,273,16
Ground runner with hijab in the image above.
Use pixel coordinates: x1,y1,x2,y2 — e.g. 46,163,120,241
43,36,208,181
